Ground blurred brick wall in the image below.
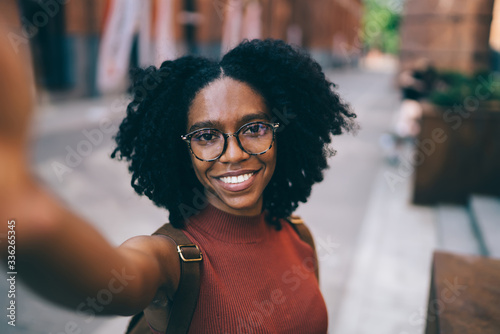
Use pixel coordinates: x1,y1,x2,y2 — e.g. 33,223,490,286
196,0,224,44
298,0,362,50
260,0,362,51
65,0,107,34
400,0,495,74
3,0,362,53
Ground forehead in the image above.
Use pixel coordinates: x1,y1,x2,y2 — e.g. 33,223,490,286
187,77,268,129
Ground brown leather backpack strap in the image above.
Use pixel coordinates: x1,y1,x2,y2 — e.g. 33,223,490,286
125,311,147,334
286,215,320,283
152,223,202,334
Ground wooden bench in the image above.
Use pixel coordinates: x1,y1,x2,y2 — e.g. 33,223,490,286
428,195,500,330
425,251,500,333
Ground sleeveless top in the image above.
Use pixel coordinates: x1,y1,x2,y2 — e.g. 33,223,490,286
151,202,328,333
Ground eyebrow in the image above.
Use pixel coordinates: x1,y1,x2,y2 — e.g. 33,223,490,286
188,112,270,133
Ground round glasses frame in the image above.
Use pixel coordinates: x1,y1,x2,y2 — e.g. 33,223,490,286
181,121,280,162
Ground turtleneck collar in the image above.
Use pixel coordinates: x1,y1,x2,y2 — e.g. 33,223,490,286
186,202,270,244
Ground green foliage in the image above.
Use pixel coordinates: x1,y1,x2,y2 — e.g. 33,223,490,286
429,71,500,107
362,0,402,54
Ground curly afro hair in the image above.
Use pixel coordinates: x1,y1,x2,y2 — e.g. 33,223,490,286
111,39,357,229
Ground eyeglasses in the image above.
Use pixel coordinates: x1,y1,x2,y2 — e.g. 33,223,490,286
181,121,280,162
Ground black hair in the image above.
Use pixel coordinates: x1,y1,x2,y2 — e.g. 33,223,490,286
111,39,357,229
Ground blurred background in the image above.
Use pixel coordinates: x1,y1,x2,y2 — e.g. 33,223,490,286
1,0,499,333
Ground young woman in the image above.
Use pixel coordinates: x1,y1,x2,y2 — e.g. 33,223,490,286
0,38,356,333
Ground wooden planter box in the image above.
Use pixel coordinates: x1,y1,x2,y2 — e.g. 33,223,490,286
413,102,500,205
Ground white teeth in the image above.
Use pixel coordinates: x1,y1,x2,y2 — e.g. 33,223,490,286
219,172,254,184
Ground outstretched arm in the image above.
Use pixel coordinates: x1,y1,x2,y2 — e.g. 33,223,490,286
0,20,178,316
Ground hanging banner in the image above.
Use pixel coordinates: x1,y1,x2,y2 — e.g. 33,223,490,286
241,0,262,41
97,0,141,93
154,0,177,66
221,0,243,55
139,0,153,67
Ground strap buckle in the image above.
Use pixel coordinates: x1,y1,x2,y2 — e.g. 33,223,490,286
177,244,203,262
288,215,304,225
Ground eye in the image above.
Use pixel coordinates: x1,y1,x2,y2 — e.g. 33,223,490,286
243,123,268,136
192,129,221,144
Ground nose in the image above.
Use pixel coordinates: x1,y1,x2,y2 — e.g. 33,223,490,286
218,135,250,163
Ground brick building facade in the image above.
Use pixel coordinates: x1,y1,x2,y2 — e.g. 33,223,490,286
1,0,362,96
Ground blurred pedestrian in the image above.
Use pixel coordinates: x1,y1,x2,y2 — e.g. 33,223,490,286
380,58,437,164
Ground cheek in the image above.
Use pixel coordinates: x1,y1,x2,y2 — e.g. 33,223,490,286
263,148,277,178
190,159,203,180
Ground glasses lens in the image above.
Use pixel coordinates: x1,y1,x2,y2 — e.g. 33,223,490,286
190,129,224,160
239,123,274,154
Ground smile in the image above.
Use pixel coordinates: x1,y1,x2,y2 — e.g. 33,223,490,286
213,169,261,192
219,172,255,184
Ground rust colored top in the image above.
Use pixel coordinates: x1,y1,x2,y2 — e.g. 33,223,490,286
150,202,328,333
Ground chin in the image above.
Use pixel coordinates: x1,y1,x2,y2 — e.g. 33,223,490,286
218,193,263,214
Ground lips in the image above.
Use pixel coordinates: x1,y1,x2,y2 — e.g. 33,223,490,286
215,169,260,178
212,169,261,192
219,172,255,184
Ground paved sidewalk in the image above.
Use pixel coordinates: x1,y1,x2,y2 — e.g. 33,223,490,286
333,150,436,334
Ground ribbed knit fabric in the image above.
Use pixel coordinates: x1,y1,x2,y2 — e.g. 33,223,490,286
150,202,328,334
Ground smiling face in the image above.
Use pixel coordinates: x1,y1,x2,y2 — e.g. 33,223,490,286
186,77,277,216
